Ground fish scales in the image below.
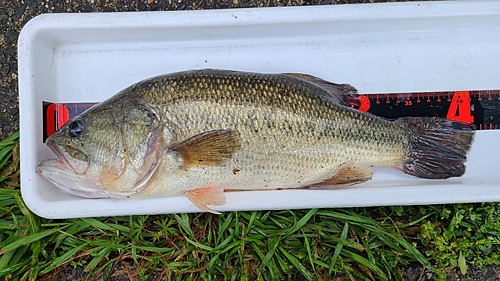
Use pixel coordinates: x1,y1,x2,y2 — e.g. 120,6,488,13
36,69,474,213
120,70,411,194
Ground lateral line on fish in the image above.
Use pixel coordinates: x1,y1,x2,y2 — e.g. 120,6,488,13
42,89,500,142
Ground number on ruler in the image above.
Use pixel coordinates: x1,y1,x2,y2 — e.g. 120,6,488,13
446,91,474,124
405,97,412,106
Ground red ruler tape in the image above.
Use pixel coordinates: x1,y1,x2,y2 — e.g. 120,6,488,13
42,89,500,141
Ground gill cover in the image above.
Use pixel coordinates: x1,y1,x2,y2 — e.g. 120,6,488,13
93,103,166,197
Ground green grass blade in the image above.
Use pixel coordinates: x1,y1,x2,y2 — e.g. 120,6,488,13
0,229,58,255
0,247,15,270
0,131,19,147
243,211,258,236
388,231,434,270
39,242,89,275
329,221,349,274
302,231,315,273
184,236,214,252
285,208,318,236
0,152,12,172
135,245,174,253
0,258,30,277
262,235,281,267
279,246,313,280
84,247,109,273
80,218,118,232
213,235,236,252
344,249,388,281
174,213,193,236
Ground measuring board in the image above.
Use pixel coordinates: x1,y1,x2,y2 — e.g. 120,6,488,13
42,89,500,141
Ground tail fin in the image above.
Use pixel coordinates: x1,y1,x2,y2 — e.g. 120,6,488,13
397,117,475,179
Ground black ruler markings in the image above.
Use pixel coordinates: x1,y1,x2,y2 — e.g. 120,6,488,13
42,90,500,141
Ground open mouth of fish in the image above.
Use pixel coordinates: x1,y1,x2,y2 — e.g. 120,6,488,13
36,140,148,199
45,139,77,174
35,157,109,198
45,139,91,175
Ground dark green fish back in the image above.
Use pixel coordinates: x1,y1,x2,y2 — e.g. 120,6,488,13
130,69,412,170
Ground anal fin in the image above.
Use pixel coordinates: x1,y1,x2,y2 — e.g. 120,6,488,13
185,186,226,214
309,166,373,189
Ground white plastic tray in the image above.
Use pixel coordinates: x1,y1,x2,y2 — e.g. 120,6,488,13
19,1,500,219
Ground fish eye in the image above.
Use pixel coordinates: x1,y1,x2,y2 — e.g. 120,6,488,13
68,119,85,138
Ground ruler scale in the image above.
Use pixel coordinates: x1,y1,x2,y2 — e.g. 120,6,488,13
42,89,500,141
343,90,500,130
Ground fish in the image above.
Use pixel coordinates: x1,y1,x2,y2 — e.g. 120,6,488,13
36,69,475,213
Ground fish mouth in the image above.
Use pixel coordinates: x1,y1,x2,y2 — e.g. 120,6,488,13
46,139,77,174
36,158,109,198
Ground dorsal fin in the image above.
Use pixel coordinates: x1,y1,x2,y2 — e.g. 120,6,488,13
282,73,358,106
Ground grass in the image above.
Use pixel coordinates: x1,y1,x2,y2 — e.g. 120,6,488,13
0,131,499,280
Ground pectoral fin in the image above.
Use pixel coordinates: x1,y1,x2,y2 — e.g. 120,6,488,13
309,166,373,189
169,129,241,170
185,186,226,214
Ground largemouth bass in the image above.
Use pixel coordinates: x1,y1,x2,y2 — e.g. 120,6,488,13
36,69,474,213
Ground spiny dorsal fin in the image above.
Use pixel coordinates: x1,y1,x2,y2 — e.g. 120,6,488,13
168,129,241,170
282,73,358,105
